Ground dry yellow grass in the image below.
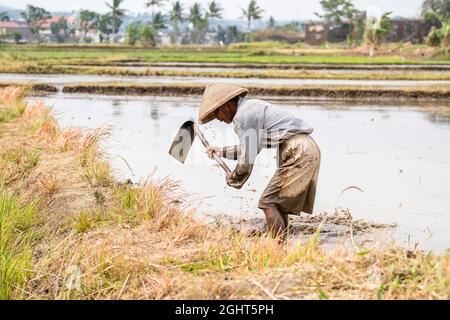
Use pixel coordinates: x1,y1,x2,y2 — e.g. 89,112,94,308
0,86,449,300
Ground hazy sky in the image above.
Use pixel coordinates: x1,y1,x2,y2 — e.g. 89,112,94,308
1,0,424,20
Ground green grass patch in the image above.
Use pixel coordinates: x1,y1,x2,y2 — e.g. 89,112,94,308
1,44,449,65
0,148,41,184
0,192,39,299
0,101,25,123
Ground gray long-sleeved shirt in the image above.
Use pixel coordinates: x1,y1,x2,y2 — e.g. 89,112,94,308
223,98,314,189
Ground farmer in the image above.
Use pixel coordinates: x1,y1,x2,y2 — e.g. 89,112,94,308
199,84,321,239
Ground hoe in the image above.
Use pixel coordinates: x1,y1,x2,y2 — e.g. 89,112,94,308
168,120,231,175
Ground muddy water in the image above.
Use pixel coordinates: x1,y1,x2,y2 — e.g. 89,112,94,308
28,94,450,251
3,73,450,88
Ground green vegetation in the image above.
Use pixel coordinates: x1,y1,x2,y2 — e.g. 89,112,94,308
241,0,264,41
107,0,126,43
0,192,39,299
0,44,449,66
20,5,51,43
364,12,392,57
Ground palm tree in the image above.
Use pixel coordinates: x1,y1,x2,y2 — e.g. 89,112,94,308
189,3,203,29
106,0,126,43
207,1,223,19
169,1,184,42
189,3,205,43
152,11,167,31
145,0,167,23
241,0,264,41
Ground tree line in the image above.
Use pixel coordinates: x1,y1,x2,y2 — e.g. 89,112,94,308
314,0,449,54
0,0,448,48
0,0,266,46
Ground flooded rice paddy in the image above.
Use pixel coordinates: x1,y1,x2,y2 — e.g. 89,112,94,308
4,73,450,88
27,93,450,251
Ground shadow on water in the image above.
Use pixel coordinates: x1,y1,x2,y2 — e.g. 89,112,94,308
425,109,450,126
112,99,122,116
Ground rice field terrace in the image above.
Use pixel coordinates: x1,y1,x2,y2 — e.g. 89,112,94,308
0,44,449,81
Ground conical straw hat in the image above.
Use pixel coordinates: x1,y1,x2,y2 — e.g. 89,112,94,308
198,84,248,124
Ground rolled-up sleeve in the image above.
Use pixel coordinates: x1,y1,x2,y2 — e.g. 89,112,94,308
227,109,261,189
221,145,239,160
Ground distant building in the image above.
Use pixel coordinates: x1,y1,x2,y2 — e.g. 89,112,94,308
385,19,435,44
304,16,435,45
304,22,328,45
38,16,77,42
0,20,32,43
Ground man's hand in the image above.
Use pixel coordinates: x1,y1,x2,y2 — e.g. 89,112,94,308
206,146,222,159
226,172,234,186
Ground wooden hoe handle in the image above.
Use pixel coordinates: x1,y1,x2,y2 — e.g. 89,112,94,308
192,123,232,175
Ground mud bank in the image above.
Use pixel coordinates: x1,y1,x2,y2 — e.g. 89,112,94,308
4,64,450,81
3,81,449,101
0,82,58,93
62,82,450,101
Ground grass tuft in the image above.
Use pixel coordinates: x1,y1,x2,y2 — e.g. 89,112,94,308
0,192,39,299
39,175,58,196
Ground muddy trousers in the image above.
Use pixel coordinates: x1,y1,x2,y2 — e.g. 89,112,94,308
258,134,321,237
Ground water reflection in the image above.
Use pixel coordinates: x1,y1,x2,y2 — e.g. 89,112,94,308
112,99,122,116
150,105,159,120
425,110,450,126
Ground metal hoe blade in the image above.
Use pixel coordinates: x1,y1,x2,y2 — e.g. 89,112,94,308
168,120,231,175
168,120,195,164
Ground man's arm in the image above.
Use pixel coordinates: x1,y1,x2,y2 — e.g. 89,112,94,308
226,163,253,189
227,109,260,189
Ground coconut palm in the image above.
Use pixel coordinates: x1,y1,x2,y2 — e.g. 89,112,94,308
440,18,450,47
189,2,203,29
189,3,206,43
207,1,223,19
145,0,167,22
106,0,126,43
169,1,184,43
241,0,264,41
152,11,167,31
77,9,99,43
